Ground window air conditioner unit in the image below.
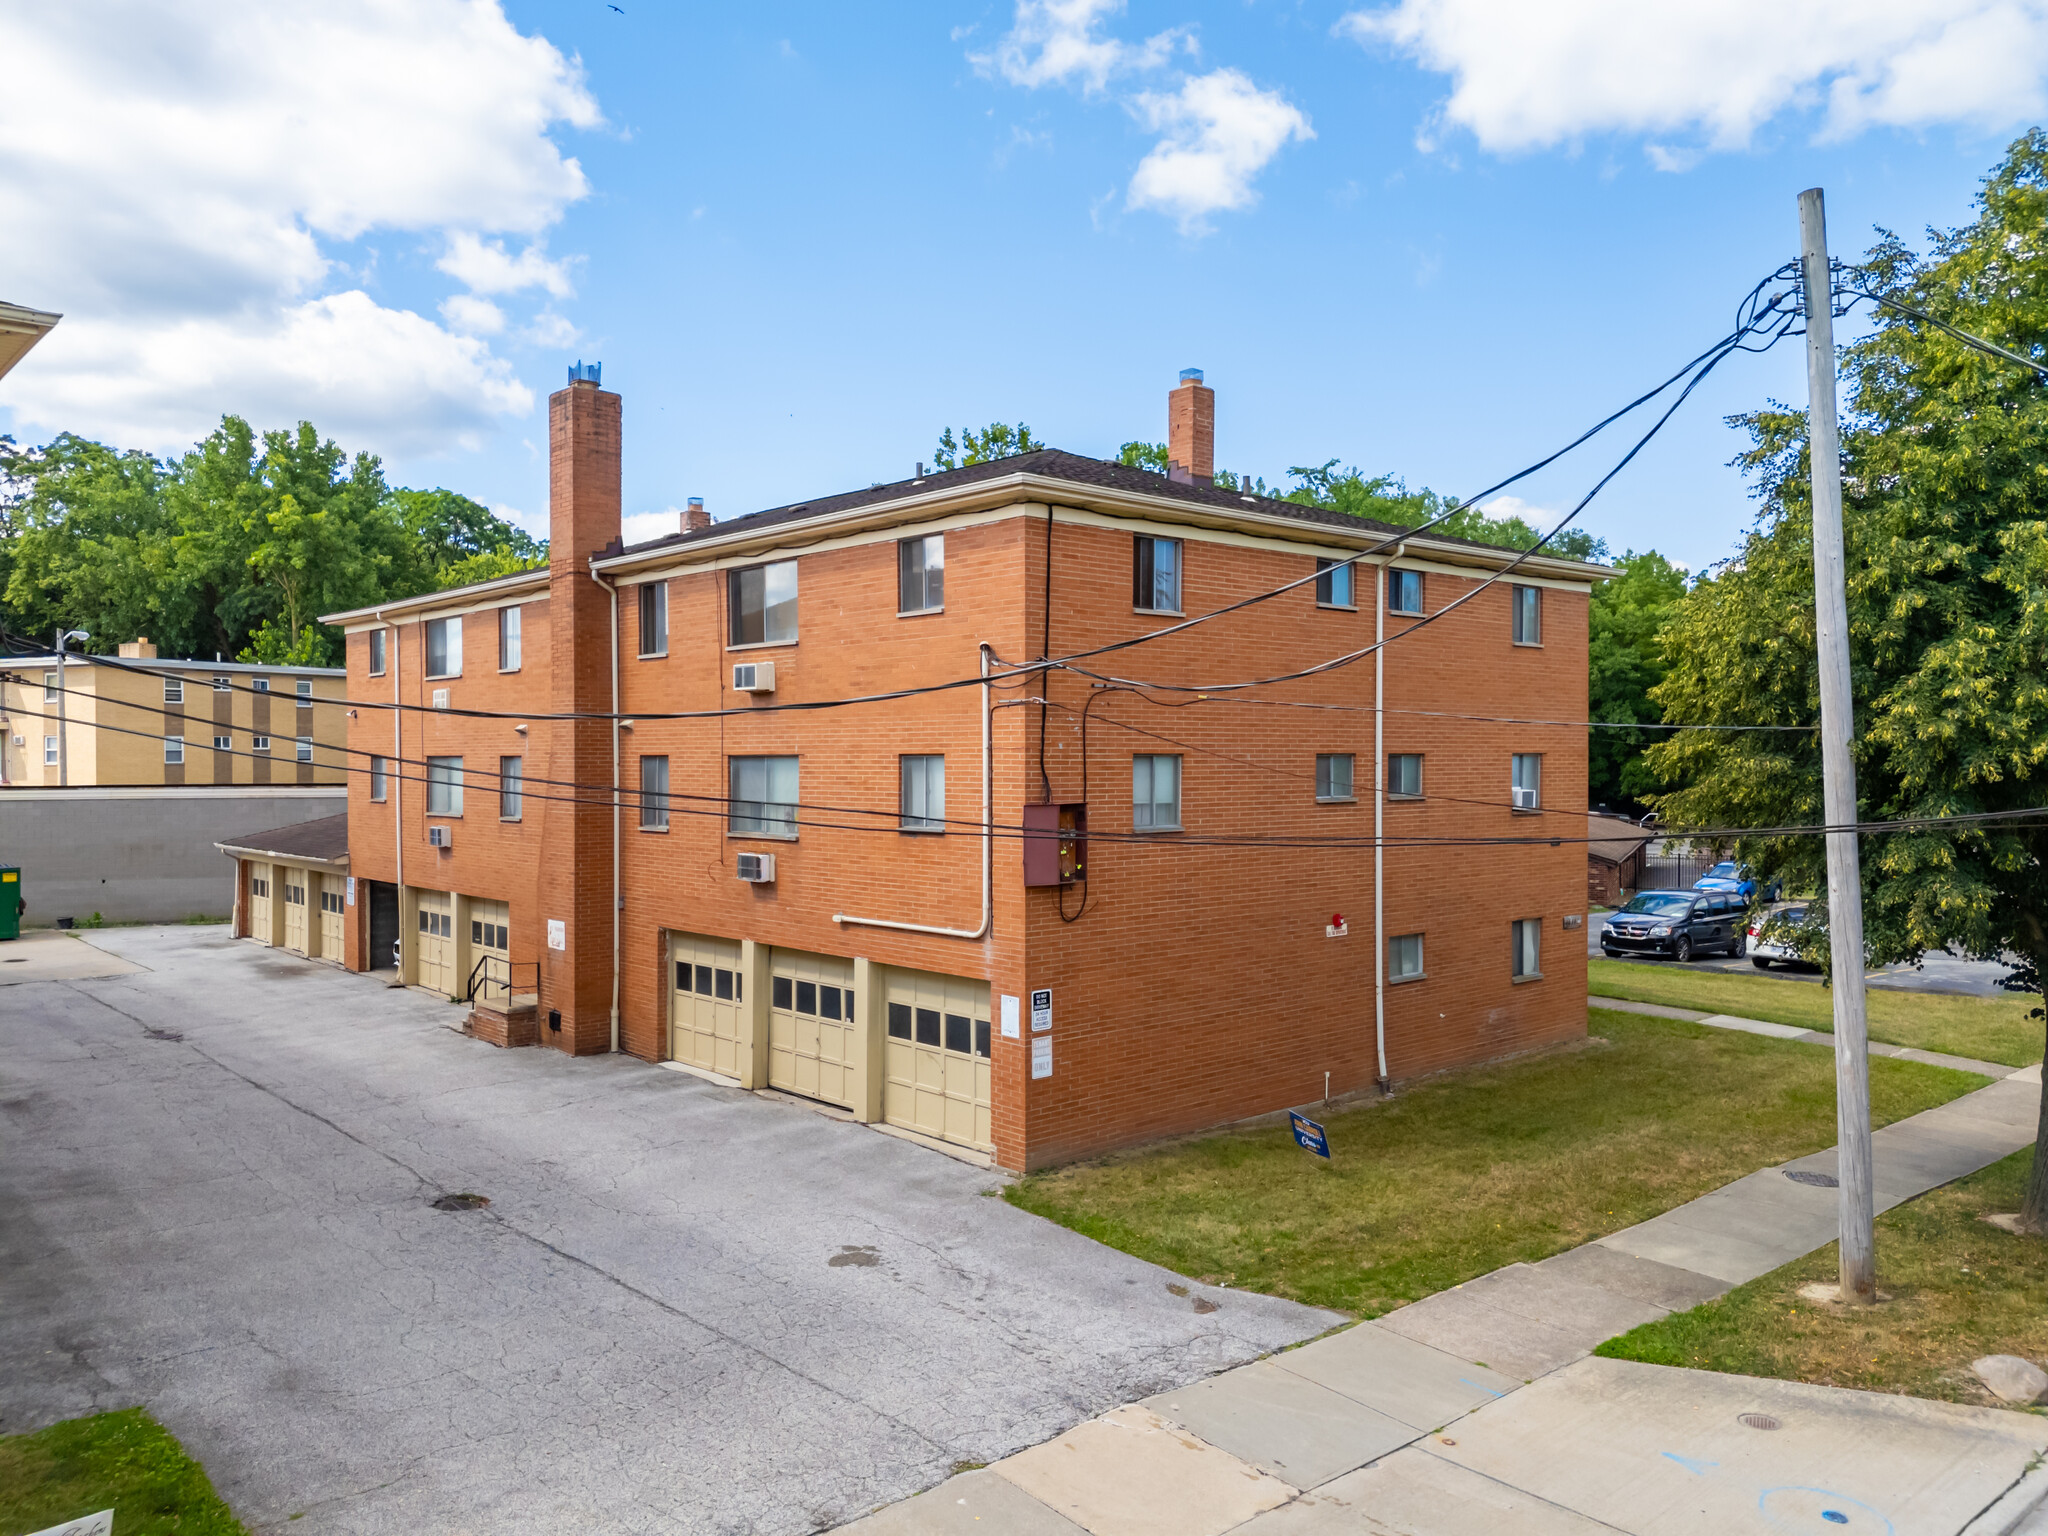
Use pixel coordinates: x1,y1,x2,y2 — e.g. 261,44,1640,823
735,851,776,883
428,825,453,848
432,688,450,709
732,662,775,694
1511,786,1538,811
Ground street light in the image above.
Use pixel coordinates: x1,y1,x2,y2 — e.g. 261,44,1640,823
54,628,87,788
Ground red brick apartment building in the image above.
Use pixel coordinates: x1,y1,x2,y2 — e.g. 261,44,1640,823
304,367,1605,1170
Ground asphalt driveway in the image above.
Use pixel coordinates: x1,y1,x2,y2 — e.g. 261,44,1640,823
0,927,1335,1536
1586,912,2018,996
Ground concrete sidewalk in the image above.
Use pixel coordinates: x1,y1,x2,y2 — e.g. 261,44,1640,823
838,1052,2048,1534
1591,992,2023,1079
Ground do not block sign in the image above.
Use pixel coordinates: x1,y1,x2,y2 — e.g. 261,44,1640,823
1289,1110,1330,1159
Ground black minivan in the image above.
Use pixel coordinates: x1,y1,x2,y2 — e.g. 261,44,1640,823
1601,889,1748,962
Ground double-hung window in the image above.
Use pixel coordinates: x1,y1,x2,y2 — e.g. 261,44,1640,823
1387,569,1423,616
164,677,184,704
251,735,271,752
163,735,184,765
1511,584,1541,645
1389,933,1424,982
899,535,944,613
295,679,312,700
253,677,270,693
1314,558,1354,608
499,756,523,820
640,755,670,830
1512,918,1542,980
499,606,521,671
425,616,462,678
213,674,232,692
1134,536,1182,612
42,736,57,766
369,756,388,802
729,755,798,837
1388,753,1424,799
213,734,232,752
1315,753,1355,802
900,754,945,831
1133,754,1182,831
368,628,386,676
43,672,58,703
295,736,313,763
729,561,798,646
426,755,463,816
1511,753,1542,812
638,583,668,657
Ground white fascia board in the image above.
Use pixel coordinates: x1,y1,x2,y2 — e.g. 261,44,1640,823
323,568,551,631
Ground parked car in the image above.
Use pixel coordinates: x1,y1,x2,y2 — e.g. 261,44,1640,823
1692,861,1782,902
1748,901,1821,969
1601,889,1749,962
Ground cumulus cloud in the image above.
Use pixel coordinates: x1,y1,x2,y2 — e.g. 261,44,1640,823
0,0,601,452
1341,0,2048,160
975,0,1305,227
1127,70,1314,231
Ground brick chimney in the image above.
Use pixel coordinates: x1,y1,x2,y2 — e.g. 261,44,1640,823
118,637,157,659
540,362,620,1057
683,496,711,534
1167,368,1214,487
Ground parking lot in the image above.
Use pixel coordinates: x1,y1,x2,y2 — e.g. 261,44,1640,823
0,926,1333,1535
1587,911,2017,997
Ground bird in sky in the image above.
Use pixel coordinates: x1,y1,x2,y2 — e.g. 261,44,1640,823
608,4,623,11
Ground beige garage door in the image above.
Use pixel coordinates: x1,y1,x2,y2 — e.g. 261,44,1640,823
670,932,744,1078
884,969,992,1151
281,867,310,954
317,874,345,959
468,898,510,1002
768,948,857,1108
248,861,273,945
416,889,455,995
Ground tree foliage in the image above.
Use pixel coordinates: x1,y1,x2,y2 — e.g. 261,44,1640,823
0,417,541,667
1645,132,2048,1221
1588,550,1690,812
933,422,1044,469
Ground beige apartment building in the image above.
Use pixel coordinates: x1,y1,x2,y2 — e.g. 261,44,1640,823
0,639,347,788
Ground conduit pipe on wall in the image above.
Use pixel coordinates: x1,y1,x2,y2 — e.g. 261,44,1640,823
1373,547,1402,1090
835,643,992,940
591,567,622,1053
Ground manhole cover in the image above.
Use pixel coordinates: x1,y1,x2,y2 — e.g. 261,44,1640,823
431,1193,490,1211
1785,1170,1838,1187
1739,1412,1782,1431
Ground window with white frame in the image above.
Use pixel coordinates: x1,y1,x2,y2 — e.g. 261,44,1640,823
164,735,184,765
212,674,231,692
900,754,945,831
1315,753,1355,801
369,756,388,802
1389,933,1424,981
1511,753,1542,811
213,734,231,752
1314,558,1354,608
253,677,270,692
1388,753,1423,799
1511,584,1542,644
43,736,57,765
1133,753,1182,830
42,672,57,702
500,755,523,820
252,735,271,752
640,755,670,830
729,755,798,837
368,628,386,676
164,676,184,704
729,561,798,646
1388,569,1423,616
424,616,462,678
638,582,668,657
1133,536,1182,612
296,736,313,763
426,755,464,815
1512,917,1542,979
499,606,521,671
899,534,944,613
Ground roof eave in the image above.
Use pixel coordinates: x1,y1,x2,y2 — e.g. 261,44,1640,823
321,566,552,628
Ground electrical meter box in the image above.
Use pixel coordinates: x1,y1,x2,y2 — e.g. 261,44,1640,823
1022,803,1086,887
0,866,20,942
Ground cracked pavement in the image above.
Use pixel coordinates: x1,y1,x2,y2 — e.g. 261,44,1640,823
0,926,1337,1535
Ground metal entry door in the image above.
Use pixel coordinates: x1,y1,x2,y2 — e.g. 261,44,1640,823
768,949,857,1107
282,868,310,953
317,874,344,958
248,862,273,945
669,932,744,1077
415,890,455,994
368,882,398,970
883,969,992,1150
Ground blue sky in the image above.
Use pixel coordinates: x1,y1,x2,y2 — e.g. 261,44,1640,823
4,1,2039,570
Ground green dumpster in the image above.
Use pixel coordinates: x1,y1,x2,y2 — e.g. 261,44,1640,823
0,866,19,942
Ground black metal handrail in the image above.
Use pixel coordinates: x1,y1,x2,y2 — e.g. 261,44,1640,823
465,955,539,1005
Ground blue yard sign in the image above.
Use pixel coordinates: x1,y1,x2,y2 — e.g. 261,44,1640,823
1289,1111,1331,1159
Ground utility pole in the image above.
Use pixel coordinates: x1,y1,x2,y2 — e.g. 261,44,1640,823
54,628,70,788
1799,187,1876,1304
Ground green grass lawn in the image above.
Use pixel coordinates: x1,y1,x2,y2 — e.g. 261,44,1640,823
1005,1010,1985,1317
1587,958,2042,1069
0,1409,245,1535
1598,1149,2048,1408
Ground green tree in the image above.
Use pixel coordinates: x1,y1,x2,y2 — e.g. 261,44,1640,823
1280,459,1610,561
933,422,1044,469
388,487,543,591
1588,550,1690,812
1646,131,2048,1226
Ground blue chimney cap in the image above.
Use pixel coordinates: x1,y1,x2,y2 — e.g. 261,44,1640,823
1179,368,1204,384
568,360,602,385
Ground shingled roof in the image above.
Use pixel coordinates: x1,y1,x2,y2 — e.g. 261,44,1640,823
215,812,350,867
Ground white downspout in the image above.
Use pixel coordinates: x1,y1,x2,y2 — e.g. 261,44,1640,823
590,568,622,1052
1373,552,1391,1089
835,643,992,940
384,612,405,985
